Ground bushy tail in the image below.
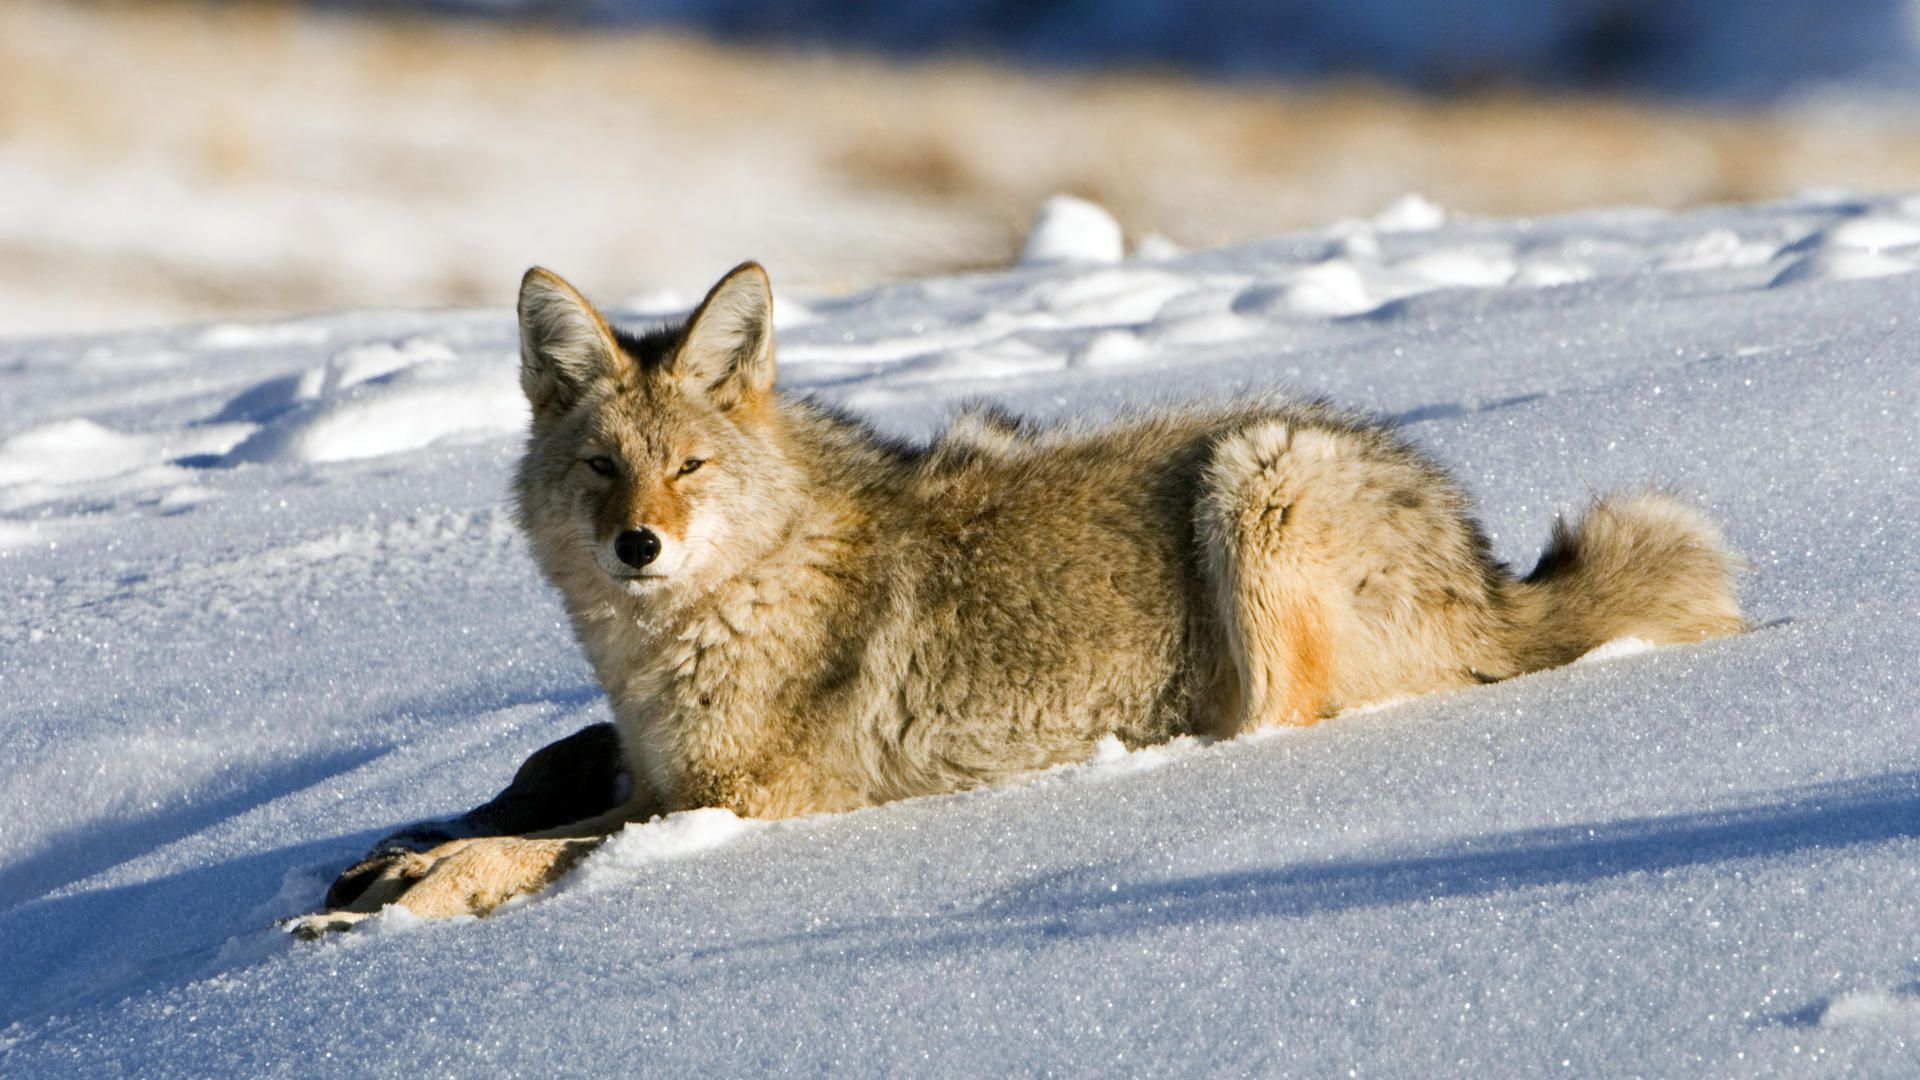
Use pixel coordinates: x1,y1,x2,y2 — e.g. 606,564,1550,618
1503,492,1746,672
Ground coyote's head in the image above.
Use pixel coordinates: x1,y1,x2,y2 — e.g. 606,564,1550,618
512,262,790,602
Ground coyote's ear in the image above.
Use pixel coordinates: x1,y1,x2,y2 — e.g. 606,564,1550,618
518,267,621,418
674,262,774,410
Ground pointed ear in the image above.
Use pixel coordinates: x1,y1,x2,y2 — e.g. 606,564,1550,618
518,267,622,418
673,262,775,410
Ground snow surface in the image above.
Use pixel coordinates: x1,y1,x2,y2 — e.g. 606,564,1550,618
1,193,1918,1074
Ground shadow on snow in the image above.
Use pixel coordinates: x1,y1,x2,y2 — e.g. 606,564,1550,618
703,770,1920,969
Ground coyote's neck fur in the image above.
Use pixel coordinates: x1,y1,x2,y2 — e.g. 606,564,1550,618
544,400,907,815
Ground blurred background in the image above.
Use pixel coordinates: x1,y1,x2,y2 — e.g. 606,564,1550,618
5,0,1920,337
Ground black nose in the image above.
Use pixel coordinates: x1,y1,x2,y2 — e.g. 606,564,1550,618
614,528,661,569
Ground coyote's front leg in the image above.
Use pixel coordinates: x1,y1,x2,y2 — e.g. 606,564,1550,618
288,723,645,938
287,833,605,938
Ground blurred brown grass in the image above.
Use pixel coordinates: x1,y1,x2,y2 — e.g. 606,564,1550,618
5,0,1920,335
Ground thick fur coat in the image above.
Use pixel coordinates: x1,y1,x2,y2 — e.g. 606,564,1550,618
292,263,1744,934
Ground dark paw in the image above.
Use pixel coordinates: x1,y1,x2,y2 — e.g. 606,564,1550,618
321,820,463,910
323,848,420,911
283,910,371,940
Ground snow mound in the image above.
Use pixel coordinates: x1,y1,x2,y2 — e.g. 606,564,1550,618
1271,259,1378,317
0,417,250,510
1770,248,1916,287
1574,637,1659,665
570,808,769,893
221,340,525,465
1020,194,1125,267
1373,193,1447,232
0,419,184,487
1823,216,1920,251
1819,988,1920,1032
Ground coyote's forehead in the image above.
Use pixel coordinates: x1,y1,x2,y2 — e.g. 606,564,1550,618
609,323,683,380
582,385,716,459
580,341,726,450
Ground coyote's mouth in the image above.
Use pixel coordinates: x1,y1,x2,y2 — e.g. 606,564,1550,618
615,574,671,597
591,538,679,584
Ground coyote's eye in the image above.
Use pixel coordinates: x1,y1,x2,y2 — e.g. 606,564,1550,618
585,456,618,477
678,458,705,476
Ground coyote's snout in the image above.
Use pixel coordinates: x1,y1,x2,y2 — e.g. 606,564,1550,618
612,528,660,569
289,260,1745,937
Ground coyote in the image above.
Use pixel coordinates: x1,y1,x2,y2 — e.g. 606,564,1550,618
293,262,1743,935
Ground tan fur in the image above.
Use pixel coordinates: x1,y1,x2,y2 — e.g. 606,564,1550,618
290,263,1747,935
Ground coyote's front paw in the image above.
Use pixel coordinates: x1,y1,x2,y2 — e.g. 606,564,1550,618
324,846,436,910
288,842,464,939
289,836,599,939
282,909,376,940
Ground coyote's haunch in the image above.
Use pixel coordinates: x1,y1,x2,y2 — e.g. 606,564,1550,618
289,262,1743,936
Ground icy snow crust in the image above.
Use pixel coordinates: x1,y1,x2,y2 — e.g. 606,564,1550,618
2,194,1917,1074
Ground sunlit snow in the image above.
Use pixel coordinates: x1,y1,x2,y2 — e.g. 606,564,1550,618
1,192,1916,1074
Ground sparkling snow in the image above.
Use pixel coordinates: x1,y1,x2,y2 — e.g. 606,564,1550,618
1,193,1917,1074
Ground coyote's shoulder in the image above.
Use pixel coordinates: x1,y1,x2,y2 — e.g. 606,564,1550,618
292,262,1743,935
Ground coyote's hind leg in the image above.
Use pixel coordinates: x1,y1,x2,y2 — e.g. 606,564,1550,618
1197,420,1349,733
1198,413,1509,733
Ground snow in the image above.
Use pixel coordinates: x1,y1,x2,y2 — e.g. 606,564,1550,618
1019,194,1127,267
220,342,523,466
1372,192,1448,233
1570,637,1659,666
1820,989,1920,1032
2,192,1918,1074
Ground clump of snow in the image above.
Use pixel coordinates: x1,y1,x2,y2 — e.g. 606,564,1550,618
569,808,769,894
1071,329,1153,368
1819,989,1920,1031
1278,259,1378,316
1821,216,1920,251
1512,260,1593,287
1398,248,1519,288
1020,194,1125,267
1769,248,1915,286
1073,733,1210,777
1132,234,1184,261
1574,637,1659,665
1660,227,1784,272
1374,193,1447,232
356,903,468,938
